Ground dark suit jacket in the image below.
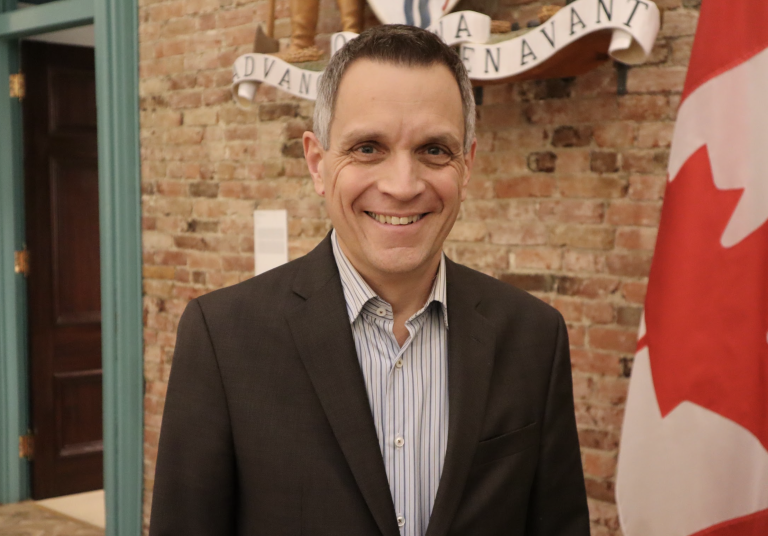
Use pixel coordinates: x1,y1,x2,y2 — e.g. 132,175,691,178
150,234,590,536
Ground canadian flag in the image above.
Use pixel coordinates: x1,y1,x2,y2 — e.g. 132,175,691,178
616,1,768,535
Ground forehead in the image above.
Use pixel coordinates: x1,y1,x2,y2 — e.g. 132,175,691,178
331,59,464,144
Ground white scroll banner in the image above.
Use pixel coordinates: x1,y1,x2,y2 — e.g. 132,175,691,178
232,11,490,102
426,11,491,47
233,54,322,102
461,0,660,82
232,0,660,103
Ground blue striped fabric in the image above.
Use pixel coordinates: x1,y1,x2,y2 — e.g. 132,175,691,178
331,230,449,536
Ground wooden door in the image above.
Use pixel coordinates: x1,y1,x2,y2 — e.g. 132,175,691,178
22,41,103,499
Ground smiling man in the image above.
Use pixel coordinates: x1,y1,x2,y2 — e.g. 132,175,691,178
150,25,590,536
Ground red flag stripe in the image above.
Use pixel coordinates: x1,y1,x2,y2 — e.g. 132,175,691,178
690,508,768,536
681,0,768,103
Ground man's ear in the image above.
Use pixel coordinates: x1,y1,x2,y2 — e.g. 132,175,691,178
460,138,477,202
303,131,325,196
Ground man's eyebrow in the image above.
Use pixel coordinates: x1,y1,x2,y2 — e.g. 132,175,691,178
337,129,463,149
339,129,387,145
420,133,462,148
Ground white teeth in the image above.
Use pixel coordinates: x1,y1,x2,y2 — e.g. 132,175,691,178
367,212,423,225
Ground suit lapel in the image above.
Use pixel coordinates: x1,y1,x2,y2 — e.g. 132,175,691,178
286,235,400,536
425,260,496,536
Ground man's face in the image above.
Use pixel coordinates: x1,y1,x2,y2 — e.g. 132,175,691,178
303,59,476,281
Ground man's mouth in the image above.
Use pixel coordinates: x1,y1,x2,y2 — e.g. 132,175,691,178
365,211,425,226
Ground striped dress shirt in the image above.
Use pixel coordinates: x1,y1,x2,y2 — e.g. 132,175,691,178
331,230,449,536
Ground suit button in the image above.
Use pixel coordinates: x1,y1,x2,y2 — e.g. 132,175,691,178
395,436,404,448
397,515,405,527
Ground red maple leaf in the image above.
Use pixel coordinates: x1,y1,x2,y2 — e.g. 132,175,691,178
640,145,768,451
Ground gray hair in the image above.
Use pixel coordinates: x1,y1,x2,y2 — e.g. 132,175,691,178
313,24,476,153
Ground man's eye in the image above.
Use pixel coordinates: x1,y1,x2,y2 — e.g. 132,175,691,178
426,146,446,156
357,145,376,154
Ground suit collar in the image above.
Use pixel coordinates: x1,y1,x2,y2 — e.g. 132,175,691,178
425,258,496,536
287,234,401,536
288,236,496,536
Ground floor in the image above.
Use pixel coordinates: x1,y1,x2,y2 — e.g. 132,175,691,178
0,490,105,535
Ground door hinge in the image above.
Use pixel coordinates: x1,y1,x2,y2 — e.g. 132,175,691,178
9,73,25,100
19,432,34,460
14,247,30,277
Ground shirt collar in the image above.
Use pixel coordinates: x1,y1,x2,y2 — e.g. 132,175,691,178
331,230,448,328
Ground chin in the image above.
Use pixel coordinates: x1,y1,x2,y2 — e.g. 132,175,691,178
366,247,433,275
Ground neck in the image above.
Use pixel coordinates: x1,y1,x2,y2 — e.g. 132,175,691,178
339,243,440,320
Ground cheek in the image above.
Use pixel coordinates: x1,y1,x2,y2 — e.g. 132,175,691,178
431,171,465,210
330,166,372,210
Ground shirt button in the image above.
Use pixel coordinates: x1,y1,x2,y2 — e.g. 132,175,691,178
397,515,405,527
376,307,386,316
395,436,404,448
395,359,403,368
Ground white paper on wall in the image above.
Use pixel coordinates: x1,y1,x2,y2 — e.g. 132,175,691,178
254,210,288,275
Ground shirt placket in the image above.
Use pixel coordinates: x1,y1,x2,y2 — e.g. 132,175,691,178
395,314,429,535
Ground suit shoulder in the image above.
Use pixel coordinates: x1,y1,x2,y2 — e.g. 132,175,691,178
450,261,562,324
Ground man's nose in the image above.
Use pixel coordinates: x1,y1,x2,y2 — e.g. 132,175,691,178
376,152,426,201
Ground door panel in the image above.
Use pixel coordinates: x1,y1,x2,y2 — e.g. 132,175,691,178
51,157,101,324
23,40,103,500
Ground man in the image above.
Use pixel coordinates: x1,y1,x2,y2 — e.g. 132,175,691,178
150,25,589,536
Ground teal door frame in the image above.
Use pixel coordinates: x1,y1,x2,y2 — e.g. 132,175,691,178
0,1,143,534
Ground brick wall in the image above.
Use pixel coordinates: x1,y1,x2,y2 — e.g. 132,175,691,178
138,0,701,533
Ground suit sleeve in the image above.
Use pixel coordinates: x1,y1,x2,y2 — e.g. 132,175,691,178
526,313,591,536
149,299,236,535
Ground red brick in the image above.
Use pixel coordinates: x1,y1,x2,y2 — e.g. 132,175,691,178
568,324,586,347
549,225,615,250
606,252,653,277
606,201,662,226
628,174,667,200
551,126,592,148
487,221,548,246
527,151,557,172
618,95,671,121
557,277,620,299
627,67,688,93
660,8,700,37
514,248,563,271
216,6,255,28
584,302,615,324
525,97,619,125
636,122,674,148
615,228,658,250
552,297,583,323
621,281,648,304
592,122,635,148
671,36,695,66
495,126,549,150
555,150,591,174
578,428,620,451
590,152,619,173
622,149,670,174
589,327,638,353
582,449,618,480
222,255,254,272
559,177,627,199
494,176,556,198
448,221,488,242
571,349,623,377
445,243,509,271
